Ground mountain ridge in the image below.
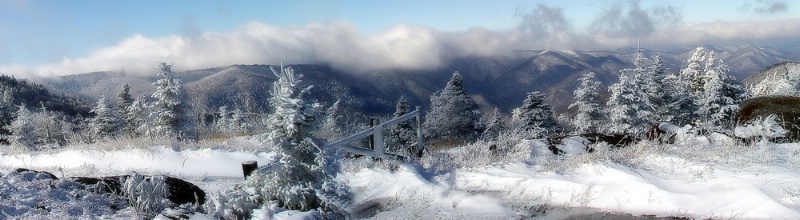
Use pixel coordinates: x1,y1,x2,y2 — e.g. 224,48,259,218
34,45,799,116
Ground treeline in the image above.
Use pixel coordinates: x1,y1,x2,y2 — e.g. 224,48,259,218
417,47,751,147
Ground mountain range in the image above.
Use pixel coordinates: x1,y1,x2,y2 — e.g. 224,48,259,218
33,45,800,117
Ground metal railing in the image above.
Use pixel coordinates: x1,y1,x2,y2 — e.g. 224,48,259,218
324,106,425,160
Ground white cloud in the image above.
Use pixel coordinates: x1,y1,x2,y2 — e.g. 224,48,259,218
2,6,800,78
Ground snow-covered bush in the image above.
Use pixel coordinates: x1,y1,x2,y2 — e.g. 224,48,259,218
0,170,130,218
734,114,787,143
205,187,259,219
123,172,172,218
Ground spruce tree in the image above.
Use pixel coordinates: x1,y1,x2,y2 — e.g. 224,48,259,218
6,105,35,148
230,108,249,134
481,108,507,141
385,96,416,153
320,99,344,139
216,105,230,133
643,55,674,122
512,91,560,136
261,65,346,211
569,72,605,134
149,63,184,139
606,74,649,135
89,97,120,141
126,96,150,138
117,84,136,136
694,52,749,131
423,71,481,142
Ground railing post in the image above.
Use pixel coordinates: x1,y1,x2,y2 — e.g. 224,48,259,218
242,161,258,179
415,106,424,153
369,117,377,149
374,122,384,157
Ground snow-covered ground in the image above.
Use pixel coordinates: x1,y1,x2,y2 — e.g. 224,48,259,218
2,134,800,219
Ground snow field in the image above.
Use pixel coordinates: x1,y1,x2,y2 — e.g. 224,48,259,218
3,132,800,219
0,146,275,178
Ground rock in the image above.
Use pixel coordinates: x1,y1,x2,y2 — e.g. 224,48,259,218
69,175,206,206
13,168,57,180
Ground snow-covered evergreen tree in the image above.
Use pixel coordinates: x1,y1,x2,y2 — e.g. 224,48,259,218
267,65,323,166
694,52,749,131
385,96,416,153
252,65,352,214
423,71,481,141
512,91,560,136
116,84,134,135
6,105,35,148
641,55,674,121
230,108,250,134
481,108,507,141
89,97,120,141
320,100,344,139
126,96,150,138
149,63,184,139
606,74,650,135
569,72,605,134
681,47,709,96
216,105,230,133
625,51,657,128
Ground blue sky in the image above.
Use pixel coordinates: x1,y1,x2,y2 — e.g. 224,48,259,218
1,0,799,77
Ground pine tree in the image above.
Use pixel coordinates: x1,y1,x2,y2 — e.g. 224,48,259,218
149,63,184,139
423,71,481,141
230,108,249,134
116,84,134,135
606,74,650,135
89,97,120,141
644,55,675,121
6,105,35,148
511,91,560,136
682,47,708,96
320,99,344,139
569,72,605,134
694,52,749,131
267,65,322,173
385,96,416,153
126,96,150,138
252,67,349,210
481,108,507,141
216,105,230,133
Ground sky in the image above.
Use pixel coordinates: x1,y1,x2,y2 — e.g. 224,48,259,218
1,0,799,78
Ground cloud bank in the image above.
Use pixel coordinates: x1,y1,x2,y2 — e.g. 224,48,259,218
2,2,800,78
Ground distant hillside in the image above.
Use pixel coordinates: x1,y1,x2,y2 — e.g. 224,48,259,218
35,45,799,116
0,75,92,135
743,61,800,85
